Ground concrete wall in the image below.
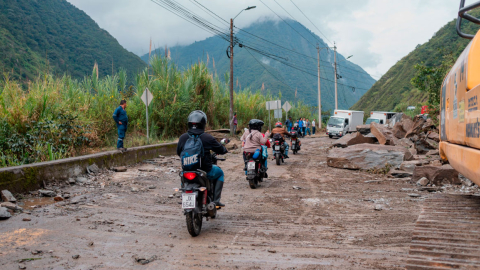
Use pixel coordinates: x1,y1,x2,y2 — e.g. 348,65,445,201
0,143,177,193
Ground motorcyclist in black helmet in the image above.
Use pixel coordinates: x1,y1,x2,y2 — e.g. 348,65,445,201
177,110,228,207
241,119,270,173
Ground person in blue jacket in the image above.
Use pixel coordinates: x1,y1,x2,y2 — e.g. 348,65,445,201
298,118,304,137
112,100,128,151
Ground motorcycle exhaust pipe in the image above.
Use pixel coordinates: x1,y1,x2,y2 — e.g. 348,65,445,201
207,202,217,217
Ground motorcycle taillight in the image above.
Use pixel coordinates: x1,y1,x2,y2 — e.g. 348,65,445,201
275,141,280,145
184,172,197,180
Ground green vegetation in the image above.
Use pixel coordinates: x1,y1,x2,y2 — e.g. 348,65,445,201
352,10,480,113
0,0,146,82
0,56,314,168
144,19,376,113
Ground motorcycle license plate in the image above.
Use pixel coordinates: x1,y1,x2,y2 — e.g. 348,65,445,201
182,194,196,209
274,146,280,151
247,162,255,170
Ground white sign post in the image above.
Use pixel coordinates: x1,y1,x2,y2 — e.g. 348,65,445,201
282,101,292,121
140,88,154,144
266,100,281,130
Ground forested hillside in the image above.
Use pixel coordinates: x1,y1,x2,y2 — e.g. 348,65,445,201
0,0,146,81
143,19,376,113
352,10,480,113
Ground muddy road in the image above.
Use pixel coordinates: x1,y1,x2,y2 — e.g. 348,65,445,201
0,136,426,269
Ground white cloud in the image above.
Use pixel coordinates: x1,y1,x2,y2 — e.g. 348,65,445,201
67,0,464,78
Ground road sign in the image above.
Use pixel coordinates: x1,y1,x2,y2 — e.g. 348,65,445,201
274,109,282,119
140,88,154,107
282,101,292,112
266,100,281,110
140,88,154,144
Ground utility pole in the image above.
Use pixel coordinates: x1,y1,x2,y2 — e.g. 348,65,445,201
229,18,234,135
317,44,322,129
334,42,338,110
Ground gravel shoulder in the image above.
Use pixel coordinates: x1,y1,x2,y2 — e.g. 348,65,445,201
0,136,426,269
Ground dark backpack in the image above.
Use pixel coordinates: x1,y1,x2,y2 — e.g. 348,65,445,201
180,134,204,171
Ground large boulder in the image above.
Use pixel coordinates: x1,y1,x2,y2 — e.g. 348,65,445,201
333,132,377,148
400,160,430,173
327,144,413,170
392,122,407,139
1,190,16,203
412,164,461,186
370,122,396,145
405,115,427,138
0,207,11,219
427,131,440,142
356,125,371,135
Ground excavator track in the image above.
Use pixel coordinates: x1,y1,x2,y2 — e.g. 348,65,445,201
406,194,480,269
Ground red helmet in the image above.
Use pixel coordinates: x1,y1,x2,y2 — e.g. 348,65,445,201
275,122,282,127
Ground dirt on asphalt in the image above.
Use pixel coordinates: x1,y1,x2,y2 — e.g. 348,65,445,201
0,136,426,269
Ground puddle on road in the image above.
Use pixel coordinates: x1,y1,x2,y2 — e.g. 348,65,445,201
18,197,55,210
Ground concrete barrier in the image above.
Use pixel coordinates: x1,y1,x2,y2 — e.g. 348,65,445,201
0,142,178,193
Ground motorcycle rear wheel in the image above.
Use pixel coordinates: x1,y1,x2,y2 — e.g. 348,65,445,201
186,211,202,237
275,154,281,165
249,177,258,189
293,150,297,155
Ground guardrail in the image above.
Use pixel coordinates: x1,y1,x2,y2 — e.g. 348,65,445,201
0,142,178,193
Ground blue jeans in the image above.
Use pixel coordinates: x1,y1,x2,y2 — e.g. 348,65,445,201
207,165,224,182
306,127,311,136
117,125,126,149
313,127,316,135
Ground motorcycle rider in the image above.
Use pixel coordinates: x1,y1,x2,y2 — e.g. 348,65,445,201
241,119,270,174
177,110,228,207
270,121,290,158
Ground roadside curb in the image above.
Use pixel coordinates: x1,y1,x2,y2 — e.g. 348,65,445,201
0,143,178,193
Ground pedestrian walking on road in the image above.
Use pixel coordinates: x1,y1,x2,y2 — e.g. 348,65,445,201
298,118,304,137
113,100,128,151
306,119,311,136
312,119,316,135
232,113,238,135
285,117,292,132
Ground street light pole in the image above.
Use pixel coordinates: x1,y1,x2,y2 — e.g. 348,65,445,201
317,44,322,129
334,42,338,110
229,6,256,135
229,18,234,135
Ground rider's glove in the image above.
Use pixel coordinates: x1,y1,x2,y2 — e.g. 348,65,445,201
221,138,230,145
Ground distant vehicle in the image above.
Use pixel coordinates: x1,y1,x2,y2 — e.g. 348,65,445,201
365,111,397,125
407,106,416,111
326,110,364,138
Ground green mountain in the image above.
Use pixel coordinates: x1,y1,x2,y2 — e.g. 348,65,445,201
143,19,376,114
0,0,146,81
352,11,480,113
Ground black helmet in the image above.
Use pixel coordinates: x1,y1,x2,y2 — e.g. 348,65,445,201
188,110,207,130
248,119,264,131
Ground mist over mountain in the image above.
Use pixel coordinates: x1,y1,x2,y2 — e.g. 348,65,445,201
143,19,376,114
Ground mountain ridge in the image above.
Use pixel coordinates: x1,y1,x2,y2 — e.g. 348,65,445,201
351,10,480,113
0,0,146,81
143,18,376,114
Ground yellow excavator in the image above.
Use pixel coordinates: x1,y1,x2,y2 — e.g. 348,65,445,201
440,0,480,184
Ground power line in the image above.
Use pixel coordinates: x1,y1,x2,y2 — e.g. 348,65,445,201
273,0,320,43
258,0,316,47
289,0,332,45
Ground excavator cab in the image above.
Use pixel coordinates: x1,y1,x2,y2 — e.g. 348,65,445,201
440,0,480,184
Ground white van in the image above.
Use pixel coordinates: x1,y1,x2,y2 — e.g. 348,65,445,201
326,110,364,138
365,111,397,126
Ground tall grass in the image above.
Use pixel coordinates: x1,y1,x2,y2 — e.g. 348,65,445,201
0,56,314,167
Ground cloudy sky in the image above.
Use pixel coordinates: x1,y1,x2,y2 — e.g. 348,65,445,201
67,0,463,78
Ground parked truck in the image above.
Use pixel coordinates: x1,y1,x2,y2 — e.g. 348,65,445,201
326,110,364,138
365,111,397,125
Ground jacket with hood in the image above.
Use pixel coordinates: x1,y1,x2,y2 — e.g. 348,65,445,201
270,127,290,139
177,128,227,172
241,130,270,153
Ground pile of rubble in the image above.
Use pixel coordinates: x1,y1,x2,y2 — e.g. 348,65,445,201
327,113,475,188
